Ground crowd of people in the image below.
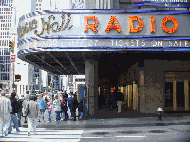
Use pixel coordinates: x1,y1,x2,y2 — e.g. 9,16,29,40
0,90,86,137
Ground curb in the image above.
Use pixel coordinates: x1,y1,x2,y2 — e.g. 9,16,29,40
21,121,190,129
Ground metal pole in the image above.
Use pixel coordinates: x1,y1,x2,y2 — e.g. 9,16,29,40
51,74,53,103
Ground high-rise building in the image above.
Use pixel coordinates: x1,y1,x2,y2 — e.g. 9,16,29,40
0,0,14,94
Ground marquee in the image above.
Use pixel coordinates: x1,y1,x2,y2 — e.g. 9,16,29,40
17,10,190,51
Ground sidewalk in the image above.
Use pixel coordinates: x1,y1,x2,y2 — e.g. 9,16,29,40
20,107,190,129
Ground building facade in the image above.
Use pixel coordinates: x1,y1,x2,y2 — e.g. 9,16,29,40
0,0,14,94
17,0,190,117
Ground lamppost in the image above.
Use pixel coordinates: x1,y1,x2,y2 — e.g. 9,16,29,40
6,4,17,93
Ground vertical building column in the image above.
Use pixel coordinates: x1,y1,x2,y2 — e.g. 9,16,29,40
133,82,138,111
100,0,104,9
128,85,132,109
96,0,100,9
107,0,113,9
173,80,177,111
184,80,189,111
85,59,98,116
139,70,145,113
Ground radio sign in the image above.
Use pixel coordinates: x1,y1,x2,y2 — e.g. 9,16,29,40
17,10,190,50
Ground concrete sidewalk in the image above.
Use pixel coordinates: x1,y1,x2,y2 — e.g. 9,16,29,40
20,106,190,129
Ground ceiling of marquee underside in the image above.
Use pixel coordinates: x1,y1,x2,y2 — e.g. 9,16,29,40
21,51,190,82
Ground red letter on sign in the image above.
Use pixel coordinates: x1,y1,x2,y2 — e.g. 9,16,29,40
105,16,121,33
84,16,98,33
129,16,143,32
161,17,178,33
150,16,155,33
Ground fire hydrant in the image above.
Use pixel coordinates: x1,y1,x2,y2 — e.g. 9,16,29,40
157,107,163,121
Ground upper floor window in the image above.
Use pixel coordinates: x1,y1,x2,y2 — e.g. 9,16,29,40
34,67,39,72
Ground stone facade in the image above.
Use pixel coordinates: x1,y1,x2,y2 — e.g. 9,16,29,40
118,59,190,113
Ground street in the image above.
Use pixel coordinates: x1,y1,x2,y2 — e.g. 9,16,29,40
1,124,190,142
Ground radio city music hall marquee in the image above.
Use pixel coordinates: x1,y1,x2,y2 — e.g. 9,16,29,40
17,11,190,50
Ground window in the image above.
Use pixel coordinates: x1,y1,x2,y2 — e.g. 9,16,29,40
1,73,9,80
34,67,39,72
36,4,38,6
39,8,41,10
36,8,38,10
39,3,41,6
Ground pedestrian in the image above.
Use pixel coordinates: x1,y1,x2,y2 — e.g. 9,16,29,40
78,99,84,119
67,93,73,119
64,92,69,119
16,95,22,127
0,91,12,137
53,95,61,121
70,94,78,121
117,89,124,113
8,92,20,134
105,88,111,110
27,95,40,136
47,101,52,122
22,91,30,123
37,94,47,122
61,95,67,121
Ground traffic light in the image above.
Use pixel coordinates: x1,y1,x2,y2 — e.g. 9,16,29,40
49,83,52,87
9,40,14,53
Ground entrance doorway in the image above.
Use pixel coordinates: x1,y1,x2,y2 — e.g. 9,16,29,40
165,82,173,109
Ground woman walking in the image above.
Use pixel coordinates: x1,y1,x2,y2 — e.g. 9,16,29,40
78,99,84,119
22,92,30,123
53,95,61,121
47,101,52,122
27,95,39,136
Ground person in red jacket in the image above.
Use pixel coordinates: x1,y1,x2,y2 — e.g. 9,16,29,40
61,95,67,121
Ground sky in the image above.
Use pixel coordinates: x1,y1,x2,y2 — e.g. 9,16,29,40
15,0,31,21
15,0,70,23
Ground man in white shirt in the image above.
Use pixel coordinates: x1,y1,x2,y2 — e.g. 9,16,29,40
0,91,12,137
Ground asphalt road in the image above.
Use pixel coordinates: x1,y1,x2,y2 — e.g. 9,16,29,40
1,125,190,142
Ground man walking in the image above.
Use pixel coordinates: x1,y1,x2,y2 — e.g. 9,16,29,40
27,95,39,136
0,91,12,137
70,94,78,121
8,92,20,134
117,89,124,113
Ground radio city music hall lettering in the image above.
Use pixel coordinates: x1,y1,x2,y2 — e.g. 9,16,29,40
18,13,180,38
18,13,73,38
84,16,178,33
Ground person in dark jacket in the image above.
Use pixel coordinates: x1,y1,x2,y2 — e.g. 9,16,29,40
70,94,78,121
8,92,20,134
105,89,111,110
16,95,22,127
78,99,84,119
67,94,73,118
117,89,124,113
